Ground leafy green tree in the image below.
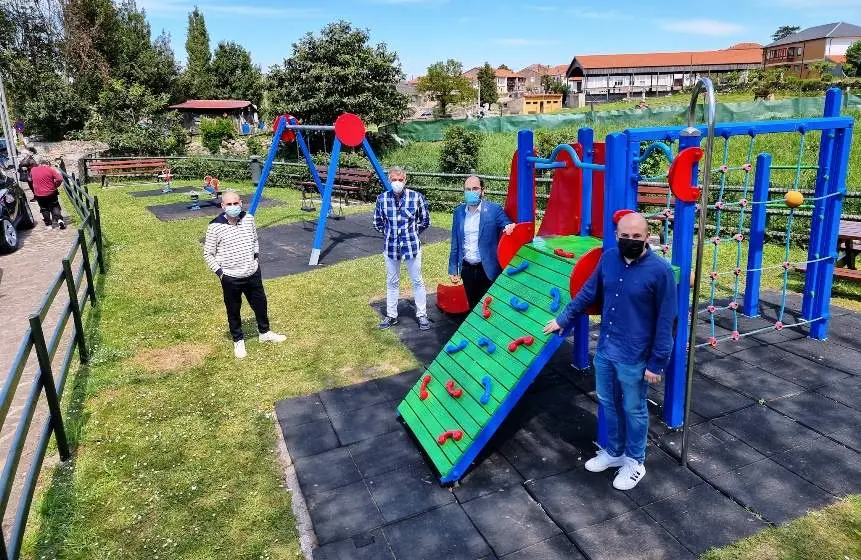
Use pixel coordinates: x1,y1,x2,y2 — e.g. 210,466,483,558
416,59,475,117
266,21,408,126
845,40,861,77
497,64,511,71
540,75,569,95
199,117,235,154
476,62,498,106
771,25,800,42
439,125,482,174
62,0,122,97
111,0,179,98
178,7,213,99
212,41,263,105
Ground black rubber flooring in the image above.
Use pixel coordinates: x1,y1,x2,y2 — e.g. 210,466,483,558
130,186,195,197
256,213,449,279
276,291,861,560
146,197,281,221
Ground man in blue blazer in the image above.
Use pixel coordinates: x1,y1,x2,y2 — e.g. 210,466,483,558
448,176,516,310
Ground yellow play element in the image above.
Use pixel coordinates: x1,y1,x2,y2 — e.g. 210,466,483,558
784,191,804,208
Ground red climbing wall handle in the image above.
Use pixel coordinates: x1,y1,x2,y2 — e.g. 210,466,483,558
437,430,464,444
507,335,535,352
482,296,493,319
668,147,704,203
445,379,463,398
419,374,432,400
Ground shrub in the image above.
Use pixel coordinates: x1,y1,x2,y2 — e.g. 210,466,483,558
246,135,263,155
535,126,578,158
200,117,236,154
439,125,482,174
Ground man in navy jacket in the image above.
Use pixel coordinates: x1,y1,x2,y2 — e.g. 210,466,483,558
544,212,677,491
448,176,516,310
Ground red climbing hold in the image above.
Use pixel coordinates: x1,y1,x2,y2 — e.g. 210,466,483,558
554,248,575,259
708,336,718,347
482,296,493,319
507,335,535,352
437,430,464,444
445,379,463,398
419,374,432,400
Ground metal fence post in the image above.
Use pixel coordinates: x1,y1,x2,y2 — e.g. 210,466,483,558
77,229,96,305
27,315,71,461
62,257,89,364
92,197,106,274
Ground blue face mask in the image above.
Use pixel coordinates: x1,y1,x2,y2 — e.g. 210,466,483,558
225,204,242,218
464,191,481,206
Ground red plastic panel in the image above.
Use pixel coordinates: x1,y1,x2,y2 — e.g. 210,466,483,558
590,142,607,238
570,247,602,315
272,115,297,143
668,147,704,203
504,150,537,223
537,144,582,237
436,283,470,314
334,113,366,147
497,222,536,269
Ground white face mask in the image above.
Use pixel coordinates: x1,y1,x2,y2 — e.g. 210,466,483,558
390,180,405,194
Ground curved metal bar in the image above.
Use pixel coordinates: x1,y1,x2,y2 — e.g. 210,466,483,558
681,77,717,468
528,143,606,171
634,142,674,164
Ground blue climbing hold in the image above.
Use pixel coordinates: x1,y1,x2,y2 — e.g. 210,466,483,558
480,376,493,405
445,339,468,354
477,336,496,353
510,297,529,312
549,287,561,313
505,261,529,276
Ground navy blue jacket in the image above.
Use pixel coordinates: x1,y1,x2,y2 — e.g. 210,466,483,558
556,246,677,373
448,201,513,281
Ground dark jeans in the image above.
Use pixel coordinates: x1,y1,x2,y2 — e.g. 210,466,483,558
34,192,62,225
461,261,492,310
221,267,270,342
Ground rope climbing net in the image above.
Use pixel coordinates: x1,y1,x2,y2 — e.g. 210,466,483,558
636,129,834,349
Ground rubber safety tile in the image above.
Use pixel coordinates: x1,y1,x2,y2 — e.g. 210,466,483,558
365,462,455,523
381,503,493,560
570,509,695,560
500,534,585,560
712,404,820,456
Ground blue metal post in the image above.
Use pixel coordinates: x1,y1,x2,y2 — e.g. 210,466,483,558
803,87,841,320
663,132,700,428
309,139,342,266
578,127,594,236
742,153,772,317
248,116,286,214
602,132,627,251
361,137,392,192
516,130,535,224
810,120,852,339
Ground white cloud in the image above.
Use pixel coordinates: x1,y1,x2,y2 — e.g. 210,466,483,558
138,0,322,17
657,19,745,36
580,9,628,20
494,38,559,46
525,4,557,12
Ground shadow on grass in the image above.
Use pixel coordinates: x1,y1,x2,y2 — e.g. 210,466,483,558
27,237,112,556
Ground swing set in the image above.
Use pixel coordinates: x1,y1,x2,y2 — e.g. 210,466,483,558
247,113,392,265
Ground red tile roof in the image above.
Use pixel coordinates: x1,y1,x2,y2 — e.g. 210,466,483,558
827,55,847,64
573,47,762,70
495,67,522,78
169,100,252,110
546,64,569,76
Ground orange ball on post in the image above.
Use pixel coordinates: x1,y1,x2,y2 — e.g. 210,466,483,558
784,191,804,208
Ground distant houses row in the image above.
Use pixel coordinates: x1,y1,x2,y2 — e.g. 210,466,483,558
412,22,861,110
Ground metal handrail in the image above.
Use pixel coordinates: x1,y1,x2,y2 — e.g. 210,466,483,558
681,78,717,468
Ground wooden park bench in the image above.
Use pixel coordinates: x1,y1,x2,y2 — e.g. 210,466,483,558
795,220,861,283
299,166,375,214
87,158,168,187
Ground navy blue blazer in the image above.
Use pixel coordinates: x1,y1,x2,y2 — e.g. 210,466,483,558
448,201,513,281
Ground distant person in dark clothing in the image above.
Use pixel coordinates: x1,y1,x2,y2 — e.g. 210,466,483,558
17,149,37,201
30,156,65,230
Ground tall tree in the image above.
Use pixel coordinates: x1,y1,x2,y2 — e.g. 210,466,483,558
845,40,861,77
112,0,179,98
771,25,800,42
179,7,213,99
62,0,121,95
476,62,498,106
266,21,408,126
416,59,475,117
211,41,263,105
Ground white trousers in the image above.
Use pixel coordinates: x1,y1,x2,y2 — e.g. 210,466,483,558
385,252,427,318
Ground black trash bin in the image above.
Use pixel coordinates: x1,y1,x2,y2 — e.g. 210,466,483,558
250,156,262,186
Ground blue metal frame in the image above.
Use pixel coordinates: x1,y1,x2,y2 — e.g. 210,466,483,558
248,117,287,214
516,130,535,224
743,153,772,317
309,139,342,265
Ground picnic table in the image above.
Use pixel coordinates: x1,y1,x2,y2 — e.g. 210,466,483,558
796,219,861,282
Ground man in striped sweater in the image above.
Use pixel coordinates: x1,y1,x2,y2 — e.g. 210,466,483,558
204,190,286,358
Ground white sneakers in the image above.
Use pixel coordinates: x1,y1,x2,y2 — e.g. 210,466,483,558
234,340,248,359
233,331,286,359
584,450,647,491
585,449,626,472
258,331,287,343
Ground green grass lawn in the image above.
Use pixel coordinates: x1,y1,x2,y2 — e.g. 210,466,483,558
21,178,861,559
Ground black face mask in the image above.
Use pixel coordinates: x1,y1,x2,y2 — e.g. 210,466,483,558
617,238,646,260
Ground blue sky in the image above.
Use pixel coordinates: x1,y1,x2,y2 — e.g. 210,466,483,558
138,0,860,78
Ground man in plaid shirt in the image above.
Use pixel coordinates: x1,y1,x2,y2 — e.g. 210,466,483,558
374,166,431,330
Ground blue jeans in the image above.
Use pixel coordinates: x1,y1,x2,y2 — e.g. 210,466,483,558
594,352,649,463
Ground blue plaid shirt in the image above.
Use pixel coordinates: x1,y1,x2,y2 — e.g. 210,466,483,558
374,188,430,260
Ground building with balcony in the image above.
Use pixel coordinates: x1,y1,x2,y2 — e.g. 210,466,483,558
763,22,861,77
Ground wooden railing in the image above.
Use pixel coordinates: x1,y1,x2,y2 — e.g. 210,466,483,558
0,173,104,559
